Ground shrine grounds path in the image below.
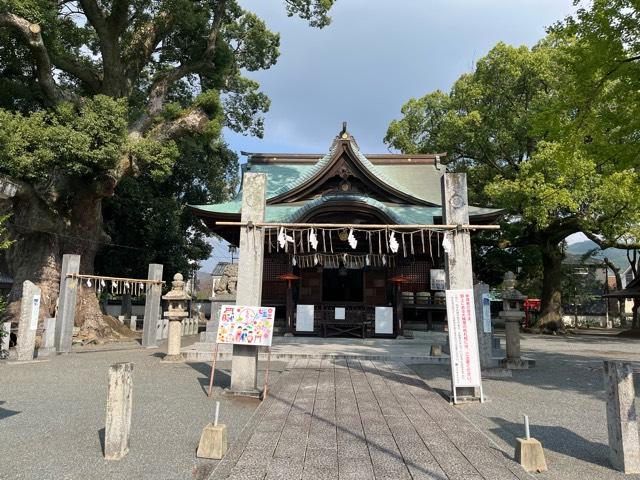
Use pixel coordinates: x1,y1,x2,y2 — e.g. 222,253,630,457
209,358,530,480
1,332,639,480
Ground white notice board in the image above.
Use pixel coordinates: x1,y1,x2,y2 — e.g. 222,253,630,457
30,294,41,330
446,289,482,391
482,293,492,333
296,304,314,332
375,307,393,334
430,269,446,290
335,307,345,320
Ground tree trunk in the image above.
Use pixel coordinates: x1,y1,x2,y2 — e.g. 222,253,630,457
3,183,120,339
537,241,564,330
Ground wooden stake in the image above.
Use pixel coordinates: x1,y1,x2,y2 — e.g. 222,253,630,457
207,342,220,398
262,346,272,401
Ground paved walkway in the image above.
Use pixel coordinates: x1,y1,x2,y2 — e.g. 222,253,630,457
210,359,530,480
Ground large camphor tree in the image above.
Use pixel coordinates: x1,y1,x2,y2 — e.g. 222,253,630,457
0,0,334,334
386,0,640,329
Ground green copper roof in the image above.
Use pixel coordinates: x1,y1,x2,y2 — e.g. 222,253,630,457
191,132,502,225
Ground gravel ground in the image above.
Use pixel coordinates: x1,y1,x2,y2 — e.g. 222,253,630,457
411,331,640,480
0,342,285,480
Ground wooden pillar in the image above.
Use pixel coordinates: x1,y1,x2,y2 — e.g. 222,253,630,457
286,281,293,334
395,284,404,337
441,173,483,402
230,173,266,396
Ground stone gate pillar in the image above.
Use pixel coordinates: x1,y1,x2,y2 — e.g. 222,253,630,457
55,254,80,354
142,264,163,348
229,173,266,396
442,173,483,402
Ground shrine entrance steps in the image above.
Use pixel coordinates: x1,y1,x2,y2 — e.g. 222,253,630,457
209,359,530,480
182,334,451,364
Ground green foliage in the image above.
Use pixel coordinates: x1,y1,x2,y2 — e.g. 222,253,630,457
95,138,238,279
0,214,11,250
283,0,335,28
386,4,640,301
0,96,127,180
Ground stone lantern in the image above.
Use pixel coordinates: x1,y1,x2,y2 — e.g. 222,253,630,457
498,271,534,368
161,273,191,362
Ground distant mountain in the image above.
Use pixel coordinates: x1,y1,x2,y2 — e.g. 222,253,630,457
566,240,630,271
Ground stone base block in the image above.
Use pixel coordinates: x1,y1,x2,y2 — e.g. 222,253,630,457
430,344,442,356
162,353,184,363
500,357,536,369
515,437,548,472
36,347,56,358
223,387,262,399
197,424,228,460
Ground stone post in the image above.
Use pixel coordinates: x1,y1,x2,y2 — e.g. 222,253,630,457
38,318,56,357
1,322,10,352
129,316,137,332
162,273,191,362
230,173,266,396
505,319,521,359
55,254,80,353
441,173,483,402
474,282,494,368
15,281,41,362
142,264,163,348
603,360,640,473
104,362,134,460
120,293,132,318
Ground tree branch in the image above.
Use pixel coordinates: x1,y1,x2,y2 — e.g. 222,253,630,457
124,10,174,86
144,0,227,118
51,54,102,93
585,231,640,250
78,0,108,38
107,0,130,35
147,108,210,141
0,13,59,104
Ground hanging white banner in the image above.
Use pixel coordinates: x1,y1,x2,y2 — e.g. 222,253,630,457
446,289,482,388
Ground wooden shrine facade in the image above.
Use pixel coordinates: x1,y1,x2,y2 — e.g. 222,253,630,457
192,125,500,337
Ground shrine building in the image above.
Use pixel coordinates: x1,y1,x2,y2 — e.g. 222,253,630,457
191,126,500,337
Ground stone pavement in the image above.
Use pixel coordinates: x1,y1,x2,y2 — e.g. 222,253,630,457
210,358,530,480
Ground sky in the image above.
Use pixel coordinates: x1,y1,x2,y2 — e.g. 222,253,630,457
203,0,579,272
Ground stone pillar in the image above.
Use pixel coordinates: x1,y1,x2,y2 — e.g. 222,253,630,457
162,319,169,339
142,264,163,348
129,316,137,332
603,360,640,473
474,282,494,368
505,319,521,360
104,362,134,460
120,293,132,318
55,254,80,353
38,317,56,357
441,173,482,402
15,281,41,362
1,322,10,352
230,173,266,396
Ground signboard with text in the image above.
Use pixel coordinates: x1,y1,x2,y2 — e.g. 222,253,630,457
446,289,482,389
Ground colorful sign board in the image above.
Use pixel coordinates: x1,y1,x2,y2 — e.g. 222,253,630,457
446,289,482,389
216,305,275,346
